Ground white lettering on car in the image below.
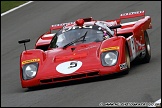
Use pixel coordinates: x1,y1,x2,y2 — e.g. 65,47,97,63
121,10,144,16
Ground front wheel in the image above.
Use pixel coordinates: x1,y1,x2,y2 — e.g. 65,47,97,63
122,45,130,75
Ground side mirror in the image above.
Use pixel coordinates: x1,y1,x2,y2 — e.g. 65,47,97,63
18,39,30,44
109,25,122,36
18,39,30,51
109,24,122,29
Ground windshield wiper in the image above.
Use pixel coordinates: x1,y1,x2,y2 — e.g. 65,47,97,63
63,31,88,49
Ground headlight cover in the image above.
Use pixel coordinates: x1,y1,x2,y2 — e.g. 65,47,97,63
101,51,118,66
22,62,38,80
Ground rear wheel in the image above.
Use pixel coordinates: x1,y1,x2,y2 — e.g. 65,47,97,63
140,30,151,63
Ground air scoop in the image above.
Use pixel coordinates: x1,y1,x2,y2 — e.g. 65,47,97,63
75,18,84,27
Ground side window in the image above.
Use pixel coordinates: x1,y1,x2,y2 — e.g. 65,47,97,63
49,35,58,48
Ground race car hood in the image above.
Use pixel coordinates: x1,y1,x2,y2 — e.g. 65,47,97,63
37,42,103,78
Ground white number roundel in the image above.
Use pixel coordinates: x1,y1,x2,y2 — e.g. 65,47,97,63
56,61,82,74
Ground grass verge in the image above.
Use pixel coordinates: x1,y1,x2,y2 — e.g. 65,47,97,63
1,1,27,13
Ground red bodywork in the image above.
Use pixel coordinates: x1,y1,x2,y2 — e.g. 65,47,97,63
19,11,152,88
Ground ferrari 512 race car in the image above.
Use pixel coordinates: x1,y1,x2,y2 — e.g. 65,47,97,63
18,10,152,88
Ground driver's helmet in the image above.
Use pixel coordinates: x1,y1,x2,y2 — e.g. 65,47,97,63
103,30,109,39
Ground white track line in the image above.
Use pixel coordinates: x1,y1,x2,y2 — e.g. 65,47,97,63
1,1,33,16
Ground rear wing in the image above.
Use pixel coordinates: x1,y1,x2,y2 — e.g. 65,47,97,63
119,10,152,29
105,11,145,25
120,10,145,19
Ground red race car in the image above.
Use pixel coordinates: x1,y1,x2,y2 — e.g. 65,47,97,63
18,10,152,88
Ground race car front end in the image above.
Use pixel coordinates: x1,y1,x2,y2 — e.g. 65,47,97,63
20,36,128,88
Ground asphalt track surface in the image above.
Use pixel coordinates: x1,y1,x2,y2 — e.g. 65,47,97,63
1,1,161,107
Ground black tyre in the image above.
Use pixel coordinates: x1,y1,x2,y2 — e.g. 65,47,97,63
141,30,151,63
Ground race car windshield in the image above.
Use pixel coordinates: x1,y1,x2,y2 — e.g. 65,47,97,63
49,25,107,48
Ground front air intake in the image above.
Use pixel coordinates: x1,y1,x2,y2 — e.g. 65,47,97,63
40,71,100,84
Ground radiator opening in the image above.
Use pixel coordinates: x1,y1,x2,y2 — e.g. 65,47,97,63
53,76,71,82
40,78,53,83
72,74,86,79
87,71,99,76
40,71,100,83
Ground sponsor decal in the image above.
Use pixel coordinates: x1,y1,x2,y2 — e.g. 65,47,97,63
101,46,119,52
56,61,82,74
119,62,127,70
52,22,75,27
22,58,40,65
62,25,93,33
121,10,144,16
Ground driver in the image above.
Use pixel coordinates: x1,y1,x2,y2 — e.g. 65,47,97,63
103,30,109,40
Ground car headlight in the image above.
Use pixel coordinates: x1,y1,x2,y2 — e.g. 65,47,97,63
101,51,118,66
22,63,38,80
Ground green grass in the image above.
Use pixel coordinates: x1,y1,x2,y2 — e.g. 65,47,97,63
1,1,27,13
